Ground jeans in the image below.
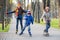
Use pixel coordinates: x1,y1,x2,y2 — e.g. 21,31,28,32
20,25,32,36
16,17,23,31
45,22,50,32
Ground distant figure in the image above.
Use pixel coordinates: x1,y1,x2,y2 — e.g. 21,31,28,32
19,10,34,37
7,2,27,34
42,6,51,36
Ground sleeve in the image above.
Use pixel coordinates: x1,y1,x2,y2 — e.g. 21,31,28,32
43,13,46,18
23,15,27,20
20,7,27,13
8,11,15,14
31,16,34,24
23,10,28,13
40,12,46,22
41,12,45,19
49,12,51,21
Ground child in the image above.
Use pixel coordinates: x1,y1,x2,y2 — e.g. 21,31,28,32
19,10,34,37
6,2,27,34
43,7,51,35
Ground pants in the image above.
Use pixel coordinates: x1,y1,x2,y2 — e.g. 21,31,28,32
16,17,23,31
45,22,50,32
20,25,32,36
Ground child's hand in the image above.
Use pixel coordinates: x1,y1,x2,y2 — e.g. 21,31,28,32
32,22,33,24
6,11,8,15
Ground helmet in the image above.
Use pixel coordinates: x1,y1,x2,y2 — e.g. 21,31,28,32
27,10,31,15
28,10,30,12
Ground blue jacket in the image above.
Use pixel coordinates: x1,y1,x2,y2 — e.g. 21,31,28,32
23,15,34,26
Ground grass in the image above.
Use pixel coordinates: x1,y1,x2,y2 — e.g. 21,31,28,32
40,18,60,29
0,24,10,32
51,19,59,29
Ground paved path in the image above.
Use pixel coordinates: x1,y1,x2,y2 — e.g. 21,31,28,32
0,16,60,40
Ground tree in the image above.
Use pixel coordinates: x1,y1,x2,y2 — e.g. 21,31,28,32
58,0,60,27
43,0,50,9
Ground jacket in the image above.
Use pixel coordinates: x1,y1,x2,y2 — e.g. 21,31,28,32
8,7,27,19
23,15,34,26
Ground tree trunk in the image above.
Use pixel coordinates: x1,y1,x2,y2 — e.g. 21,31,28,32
58,0,60,27
59,8,60,27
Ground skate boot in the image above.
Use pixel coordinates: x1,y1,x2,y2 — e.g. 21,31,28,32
16,30,18,34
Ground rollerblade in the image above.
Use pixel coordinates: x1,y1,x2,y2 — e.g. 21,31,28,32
16,30,18,34
43,30,49,36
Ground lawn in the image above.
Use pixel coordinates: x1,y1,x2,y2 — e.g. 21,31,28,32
40,18,60,29
0,24,10,32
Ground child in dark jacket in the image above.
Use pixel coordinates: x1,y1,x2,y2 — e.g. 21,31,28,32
6,4,27,34
19,10,34,37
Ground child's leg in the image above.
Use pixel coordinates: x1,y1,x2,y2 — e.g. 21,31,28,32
16,18,19,34
20,19,23,30
45,23,50,32
28,25,32,36
19,25,26,35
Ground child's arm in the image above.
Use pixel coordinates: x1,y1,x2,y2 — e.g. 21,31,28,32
7,11,15,14
31,16,34,24
21,7,27,13
41,12,45,21
23,10,28,13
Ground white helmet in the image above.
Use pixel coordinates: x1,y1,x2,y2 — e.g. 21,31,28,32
28,10,30,12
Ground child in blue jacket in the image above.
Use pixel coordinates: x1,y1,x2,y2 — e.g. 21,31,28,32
19,10,34,37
